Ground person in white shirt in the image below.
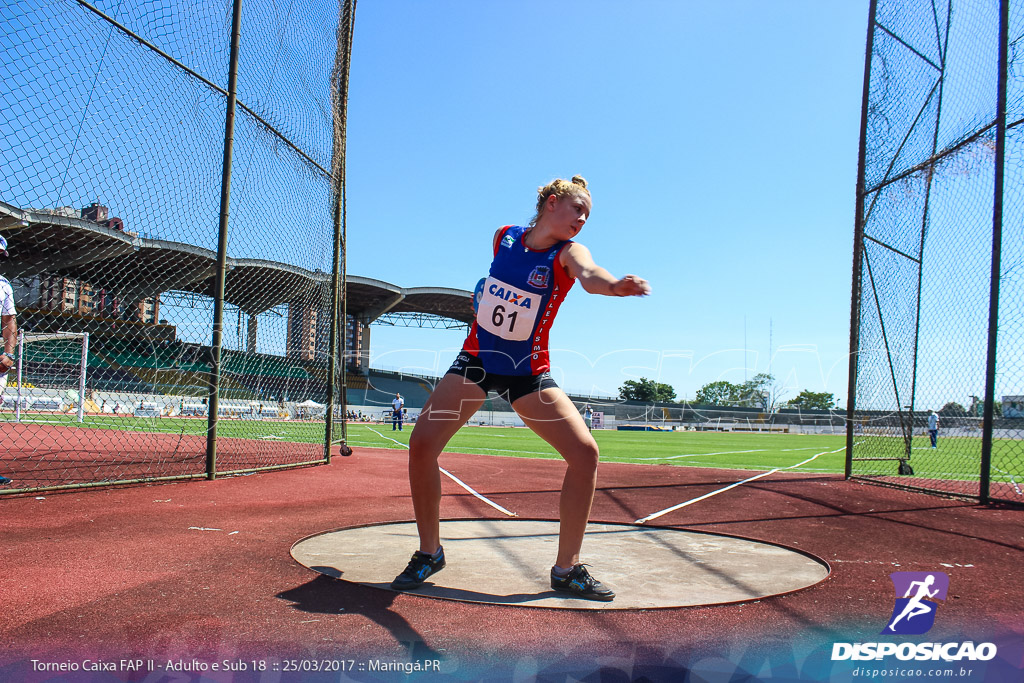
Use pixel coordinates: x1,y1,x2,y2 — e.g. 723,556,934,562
927,410,939,449
0,235,17,486
392,393,405,431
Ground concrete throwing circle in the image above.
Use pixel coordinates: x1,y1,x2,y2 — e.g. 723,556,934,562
291,520,829,610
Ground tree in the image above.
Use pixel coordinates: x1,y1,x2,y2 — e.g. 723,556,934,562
619,377,676,403
734,373,775,410
694,374,781,409
694,380,738,406
788,390,836,411
968,395,1003,417
939,401,967,417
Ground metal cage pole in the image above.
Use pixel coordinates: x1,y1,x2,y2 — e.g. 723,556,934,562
206,0,244,480
846,0,879,479
325,0,357,463
908,5,951,452
15,330,24,424
980,0,1009,503
77,332,89,423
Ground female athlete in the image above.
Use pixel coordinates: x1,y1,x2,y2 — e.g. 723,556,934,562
391,176,650,601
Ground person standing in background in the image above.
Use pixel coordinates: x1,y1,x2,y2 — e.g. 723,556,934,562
0,235,18,486
392,393,405,431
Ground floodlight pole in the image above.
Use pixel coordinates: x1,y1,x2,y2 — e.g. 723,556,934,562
206,0,244,480
846,0,878,479
980,0,1009,504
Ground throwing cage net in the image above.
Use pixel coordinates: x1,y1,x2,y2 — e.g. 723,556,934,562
847,0,1024,504
0,0,357,493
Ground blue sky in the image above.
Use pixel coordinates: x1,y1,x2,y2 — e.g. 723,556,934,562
343,1,870,403
0,0,870,405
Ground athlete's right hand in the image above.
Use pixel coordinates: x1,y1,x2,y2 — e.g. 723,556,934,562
0,352,14,374
612,275,651,297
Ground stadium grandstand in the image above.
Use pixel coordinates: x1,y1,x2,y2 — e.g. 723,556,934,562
11,199,1002,436
0,199,473,414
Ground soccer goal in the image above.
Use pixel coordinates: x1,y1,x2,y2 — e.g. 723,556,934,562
13,331,89,423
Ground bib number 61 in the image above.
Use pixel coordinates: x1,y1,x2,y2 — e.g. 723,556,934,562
491,304,518,333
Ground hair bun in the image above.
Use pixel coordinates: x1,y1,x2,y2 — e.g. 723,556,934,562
571,175,588,189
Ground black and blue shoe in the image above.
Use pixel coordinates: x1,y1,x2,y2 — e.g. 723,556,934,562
551,564,615,601
0,475,12,486
390,548,445,590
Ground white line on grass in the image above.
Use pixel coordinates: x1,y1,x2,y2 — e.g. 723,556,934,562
365,426,517,517
991,466,1023,495
634,449,768,462
634,443,850,524
453,446,556,457
351,427,553,457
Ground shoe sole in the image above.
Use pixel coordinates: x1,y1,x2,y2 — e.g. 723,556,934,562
390,564,444,591
551,585,615,602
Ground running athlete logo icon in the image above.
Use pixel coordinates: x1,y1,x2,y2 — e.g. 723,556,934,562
882,572,949,635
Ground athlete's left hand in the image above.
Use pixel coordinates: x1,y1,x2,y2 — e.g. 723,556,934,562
612,275,651,297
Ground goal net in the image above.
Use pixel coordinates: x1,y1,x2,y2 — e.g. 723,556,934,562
11,331,89,423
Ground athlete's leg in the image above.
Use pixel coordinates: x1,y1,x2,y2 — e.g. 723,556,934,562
513,387,599,568
906,603,932,620
889,600,931,630
407,373,486,554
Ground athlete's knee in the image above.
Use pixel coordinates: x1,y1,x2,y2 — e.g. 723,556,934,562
567,440,600,473
408,424,444,459
408,426,430,455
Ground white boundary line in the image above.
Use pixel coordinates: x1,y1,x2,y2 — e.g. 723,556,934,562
634,446,820,463
634,444,850,525
634,448,767,462
365,426,518,517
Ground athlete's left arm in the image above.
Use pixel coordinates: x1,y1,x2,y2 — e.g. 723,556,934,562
0,313,15,373
561,243,650,297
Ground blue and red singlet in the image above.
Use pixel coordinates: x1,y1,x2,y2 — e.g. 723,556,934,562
462,225,575,376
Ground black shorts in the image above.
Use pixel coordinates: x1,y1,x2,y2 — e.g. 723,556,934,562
446,351,559,404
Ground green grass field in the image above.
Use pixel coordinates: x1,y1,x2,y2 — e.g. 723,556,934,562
5,412,1021,485
346,423,851,472
346,423,1023,484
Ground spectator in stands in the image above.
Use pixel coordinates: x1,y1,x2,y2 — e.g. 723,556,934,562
391,176,649,601
392,393,405,431
928,410,940,449
0,235,17,485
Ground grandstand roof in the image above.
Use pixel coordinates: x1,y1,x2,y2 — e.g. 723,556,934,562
0,201,474,325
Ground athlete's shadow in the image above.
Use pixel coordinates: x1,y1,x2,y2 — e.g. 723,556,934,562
276,573,442,660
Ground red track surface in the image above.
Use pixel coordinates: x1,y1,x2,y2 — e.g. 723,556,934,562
2,446,1022,681
4,422,321,489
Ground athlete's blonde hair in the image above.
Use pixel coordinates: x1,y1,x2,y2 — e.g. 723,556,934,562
529,175,591,227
